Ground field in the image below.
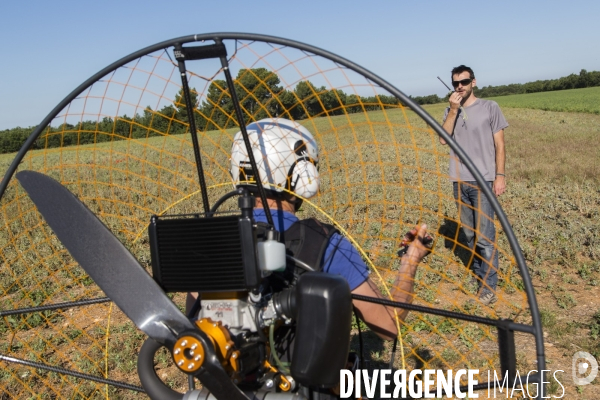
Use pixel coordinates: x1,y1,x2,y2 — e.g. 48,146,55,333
0,86,598,400
487,86,600,115
328,101,600,398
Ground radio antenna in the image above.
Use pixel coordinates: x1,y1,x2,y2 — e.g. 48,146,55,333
437,76,453,92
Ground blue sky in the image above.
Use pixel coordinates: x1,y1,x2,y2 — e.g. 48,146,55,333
1,0,598,130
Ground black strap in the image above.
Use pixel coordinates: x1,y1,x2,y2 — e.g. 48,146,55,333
284,218,339,272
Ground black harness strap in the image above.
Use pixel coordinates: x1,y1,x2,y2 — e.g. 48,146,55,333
284,218,339,272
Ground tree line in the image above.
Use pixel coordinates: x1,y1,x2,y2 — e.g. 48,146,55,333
0,67,399,154
409,69,600,105
2,68,599,154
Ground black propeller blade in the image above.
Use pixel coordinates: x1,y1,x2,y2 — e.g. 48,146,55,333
16,171,195,346
16,171,255,399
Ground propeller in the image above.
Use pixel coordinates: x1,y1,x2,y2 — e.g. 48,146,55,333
16,171,248,400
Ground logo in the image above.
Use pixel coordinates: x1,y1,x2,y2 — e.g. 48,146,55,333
340,369,567,398
339,369,480,398
572,351,598,385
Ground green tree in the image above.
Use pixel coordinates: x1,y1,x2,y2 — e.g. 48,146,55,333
294,80,325,118
114,115,133,139
276,89,300,119
319,89,347,115
173,88,205,134
344,94,363,114
174,88,198,122
234,68,282,122
199,79,235,130
148,105,178,135
0,127,36,153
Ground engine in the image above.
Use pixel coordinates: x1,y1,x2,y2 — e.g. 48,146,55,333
141,189,353,399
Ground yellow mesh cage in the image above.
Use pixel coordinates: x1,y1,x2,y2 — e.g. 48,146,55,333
0,34,541,398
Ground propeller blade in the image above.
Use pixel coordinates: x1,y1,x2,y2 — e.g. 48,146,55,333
16,171,195,345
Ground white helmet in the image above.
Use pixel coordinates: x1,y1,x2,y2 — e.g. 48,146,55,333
230,118,319,199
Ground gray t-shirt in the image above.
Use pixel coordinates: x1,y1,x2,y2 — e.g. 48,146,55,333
443,98,508,182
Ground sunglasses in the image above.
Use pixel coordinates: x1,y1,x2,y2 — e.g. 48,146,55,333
452,78,473,88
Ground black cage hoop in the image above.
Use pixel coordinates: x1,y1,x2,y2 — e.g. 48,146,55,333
0,32,545,398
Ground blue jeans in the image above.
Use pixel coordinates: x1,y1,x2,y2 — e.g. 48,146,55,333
453,181,498,292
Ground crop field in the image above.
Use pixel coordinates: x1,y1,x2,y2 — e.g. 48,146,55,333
0,65,599,400
0,104,597,399
486,86,600,115
0,107,503,398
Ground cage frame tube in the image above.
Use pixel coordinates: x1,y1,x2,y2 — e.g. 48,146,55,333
351,293,534,332
0,32,544,397
0,297,110,317
215,38,274,227
0,354,145,393
174,43,211,214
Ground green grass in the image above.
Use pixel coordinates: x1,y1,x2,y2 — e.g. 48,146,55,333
417,86,600,114
0,100,599,398
486,86,600,114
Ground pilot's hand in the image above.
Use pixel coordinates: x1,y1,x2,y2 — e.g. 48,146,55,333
398,224,433,263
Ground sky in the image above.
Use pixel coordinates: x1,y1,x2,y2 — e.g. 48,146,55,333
1,0,598,130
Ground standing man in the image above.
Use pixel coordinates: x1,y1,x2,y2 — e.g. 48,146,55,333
439,65,508,305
